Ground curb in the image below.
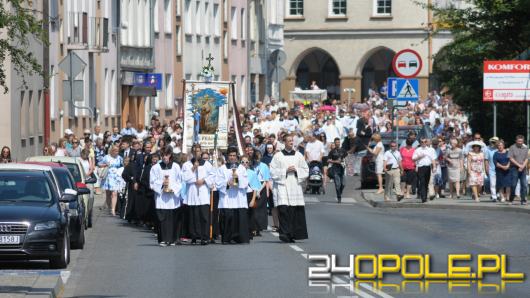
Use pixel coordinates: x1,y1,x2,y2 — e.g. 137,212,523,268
31,275,65,298
360,191,530,214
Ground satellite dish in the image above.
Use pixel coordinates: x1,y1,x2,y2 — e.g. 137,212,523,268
271,66,287,82
270,49,287,66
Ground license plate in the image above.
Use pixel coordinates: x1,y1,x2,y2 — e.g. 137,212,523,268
0,235,21,244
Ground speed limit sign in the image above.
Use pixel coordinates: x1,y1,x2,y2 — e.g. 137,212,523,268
392,49,422,78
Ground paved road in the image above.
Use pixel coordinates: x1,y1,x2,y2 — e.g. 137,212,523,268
2,177,529,298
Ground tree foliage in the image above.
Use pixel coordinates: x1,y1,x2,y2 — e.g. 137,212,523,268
0,0,47,93
431,0,530,141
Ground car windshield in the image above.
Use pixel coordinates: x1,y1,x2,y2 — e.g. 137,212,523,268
64,163,82,182
0,173,53,203
52,168,75,192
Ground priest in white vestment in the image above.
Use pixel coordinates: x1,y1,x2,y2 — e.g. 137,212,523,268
216,147,250,244
150,147,183,246
270,135,309,243
182,149,215,245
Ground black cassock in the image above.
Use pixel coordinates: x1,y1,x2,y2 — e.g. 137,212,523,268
122,162,137,220
135,157,156,223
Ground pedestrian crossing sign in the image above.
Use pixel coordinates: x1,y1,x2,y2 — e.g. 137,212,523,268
395,79,419,101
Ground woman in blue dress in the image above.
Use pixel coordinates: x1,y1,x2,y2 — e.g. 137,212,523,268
100,145,124,215
493,140,510,203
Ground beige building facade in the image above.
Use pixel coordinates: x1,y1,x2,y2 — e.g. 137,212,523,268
280,0,452,103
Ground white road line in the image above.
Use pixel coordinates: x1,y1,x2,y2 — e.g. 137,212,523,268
301,253,308,259
332,276,375,298
271,232,279,237
60,270,71,283
289,244,304,252
359,283,395,298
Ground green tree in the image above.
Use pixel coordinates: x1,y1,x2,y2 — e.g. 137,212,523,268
0,0,47,93
431,0,530,141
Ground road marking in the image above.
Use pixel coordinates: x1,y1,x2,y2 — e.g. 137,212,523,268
301,253,308,259
359,283,395,298
271,232,279,237
60,270,71,283
305,197,320,203
289,244,304,252
332,276,375,298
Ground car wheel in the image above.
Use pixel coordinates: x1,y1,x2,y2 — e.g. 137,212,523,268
50,232,70,269
72,220,85,249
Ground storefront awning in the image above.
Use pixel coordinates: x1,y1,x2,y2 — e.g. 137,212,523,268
129,86,157,97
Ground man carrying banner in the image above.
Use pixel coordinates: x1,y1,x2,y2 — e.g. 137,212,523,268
270,134,309,243
181,145,215,245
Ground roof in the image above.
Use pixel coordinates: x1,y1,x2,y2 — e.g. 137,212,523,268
21,161,67,168
0,163,53,172
26,156,80,164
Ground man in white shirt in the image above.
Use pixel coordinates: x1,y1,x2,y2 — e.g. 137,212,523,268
323,118,341,145
91,125,104,143
383,141,404,201
304,135,324,164
282,113,299,133
412,138,437,203
270,99,279,112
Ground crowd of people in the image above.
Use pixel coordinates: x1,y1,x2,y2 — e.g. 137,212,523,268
2,81,529,245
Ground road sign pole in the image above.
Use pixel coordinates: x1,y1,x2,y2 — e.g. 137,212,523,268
69,51,74,107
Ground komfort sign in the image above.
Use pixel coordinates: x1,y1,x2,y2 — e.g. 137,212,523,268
483,61,530,102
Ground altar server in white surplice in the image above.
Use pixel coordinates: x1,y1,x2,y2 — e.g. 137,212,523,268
270,135,309,243
216,147,250,244
150,146,183,246
181,148,215,245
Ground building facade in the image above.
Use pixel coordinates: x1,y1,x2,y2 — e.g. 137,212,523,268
280,0,452,103
0,0,46,161
249,0,285,105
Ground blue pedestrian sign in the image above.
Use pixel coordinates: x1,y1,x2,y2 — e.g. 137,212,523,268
387,77,399,99
395,78,419,101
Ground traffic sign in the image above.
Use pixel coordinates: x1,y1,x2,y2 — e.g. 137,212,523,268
59,51,86,78
62,80,84,102
387,77,399,99
395,79,419,101
392,49,422,78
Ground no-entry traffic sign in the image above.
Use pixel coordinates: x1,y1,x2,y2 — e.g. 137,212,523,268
392,49,422,78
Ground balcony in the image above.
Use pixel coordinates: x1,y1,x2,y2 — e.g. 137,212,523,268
65,12,109,52
120,47,155,70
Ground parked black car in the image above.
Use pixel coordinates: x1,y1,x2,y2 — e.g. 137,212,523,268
0,166,75,268
23,162,88,249
360,125,434,189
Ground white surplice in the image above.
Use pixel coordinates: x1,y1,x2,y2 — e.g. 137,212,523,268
149,162,183,209
270,150,309,207
181,160,215,206
216,164,249,209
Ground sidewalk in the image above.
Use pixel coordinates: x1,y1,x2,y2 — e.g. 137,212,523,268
361,190,530,214
0,272,64,298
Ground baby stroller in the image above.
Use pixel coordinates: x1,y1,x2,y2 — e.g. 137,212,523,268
305,161,325,195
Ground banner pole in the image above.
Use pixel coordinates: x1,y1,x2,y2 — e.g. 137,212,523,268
493,102,497,137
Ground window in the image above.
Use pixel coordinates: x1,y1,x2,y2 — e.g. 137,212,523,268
223,31,228,59
230,7,237,40
165,74,173,109
164,0,171,34
204,3,210,36
28,91,34,136
111,70,116,115
184,0,192,34
329,0,346,16
287,0,303,16
240,8,245,39
374,0,391,15
50,66,56,119
176,25,182,55
144,0,151,46
223,0,228,22
154,0,159,32
213,4,220,36
20,91,26,138
240,75,246,106
176,0,181,16
195,1,201,35
104,68,109,115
